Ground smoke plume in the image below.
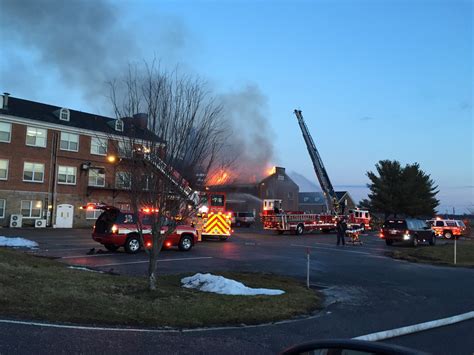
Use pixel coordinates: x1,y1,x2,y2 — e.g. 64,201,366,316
217,84,275,183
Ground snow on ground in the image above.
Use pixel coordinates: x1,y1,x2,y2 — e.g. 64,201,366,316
181,273,285,296
0,236,38,249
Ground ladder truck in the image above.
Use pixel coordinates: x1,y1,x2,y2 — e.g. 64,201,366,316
261,110,370,235
136,152,232,240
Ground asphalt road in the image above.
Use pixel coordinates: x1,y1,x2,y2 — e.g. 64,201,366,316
1,227,473,354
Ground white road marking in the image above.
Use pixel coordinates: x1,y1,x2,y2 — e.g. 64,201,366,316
291,244,373,255
98,256,213,267
62,253,128,259
353,311,474,341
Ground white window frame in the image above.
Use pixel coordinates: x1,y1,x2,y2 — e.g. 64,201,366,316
0,199,5,218
60,108,70,121
60,132,79,152
23,162,45,183
0,159,8,180
26,126,47,148
91,137,107,156
0,121,12,143
115,171,131,189
86,209,102,220
115,119,124,132
88,168,105,187
20,200,42,219
57,166,77,185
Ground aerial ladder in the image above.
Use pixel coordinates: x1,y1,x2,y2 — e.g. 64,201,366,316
293,109,340,215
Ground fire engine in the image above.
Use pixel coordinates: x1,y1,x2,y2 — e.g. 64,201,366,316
261,109,370,235
195,192,233,240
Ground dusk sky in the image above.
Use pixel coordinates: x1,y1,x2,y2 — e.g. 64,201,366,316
0,0,472,213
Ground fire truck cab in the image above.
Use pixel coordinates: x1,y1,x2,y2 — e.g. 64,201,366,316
347,209,371,230
262,199,283,215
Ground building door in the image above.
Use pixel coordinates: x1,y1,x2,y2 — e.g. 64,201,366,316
55,204,74,228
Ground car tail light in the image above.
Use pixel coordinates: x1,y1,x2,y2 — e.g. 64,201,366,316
111,224,118,234
379,233,384,238
166,242,171,247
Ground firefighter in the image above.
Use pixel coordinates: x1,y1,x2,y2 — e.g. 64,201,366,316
336,217,347,246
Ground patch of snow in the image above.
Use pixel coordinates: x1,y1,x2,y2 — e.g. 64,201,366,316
0,236,38,249
68,266,103,273
181,273,285,296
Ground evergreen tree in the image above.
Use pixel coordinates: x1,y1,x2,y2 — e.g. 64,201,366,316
366,160,439,218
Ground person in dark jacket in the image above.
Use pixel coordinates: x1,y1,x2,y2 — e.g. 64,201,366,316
336,217,347,246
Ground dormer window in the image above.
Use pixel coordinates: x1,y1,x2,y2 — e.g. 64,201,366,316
115,119,124,132
60,108,70,121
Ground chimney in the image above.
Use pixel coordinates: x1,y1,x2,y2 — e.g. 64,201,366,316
2,92,10,109
275,167,285,174
133,113,148,130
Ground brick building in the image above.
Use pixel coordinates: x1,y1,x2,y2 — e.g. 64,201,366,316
0,93,159,228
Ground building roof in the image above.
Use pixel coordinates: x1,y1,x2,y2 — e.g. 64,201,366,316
1,95,162,142
299,191,351,205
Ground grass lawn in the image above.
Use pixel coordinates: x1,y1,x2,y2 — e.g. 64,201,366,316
0,248,322,328
388,239,474,268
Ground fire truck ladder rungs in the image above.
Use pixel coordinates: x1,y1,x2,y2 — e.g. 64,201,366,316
294,109,338,214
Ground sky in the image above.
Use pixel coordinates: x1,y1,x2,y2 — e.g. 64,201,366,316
0,0,472,213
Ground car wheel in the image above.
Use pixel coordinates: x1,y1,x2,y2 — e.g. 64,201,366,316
296,224,304,236
124,235,141,254
412,236,418,247
385,239,393,246
429,234,436,246
443,230,453,239
104,244,119,252
178,235,193,251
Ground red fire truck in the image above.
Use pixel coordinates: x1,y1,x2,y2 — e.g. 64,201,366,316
262,199,370,235
196,192,233,240
261,110,371,235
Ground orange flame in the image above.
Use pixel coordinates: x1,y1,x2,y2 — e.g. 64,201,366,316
207,169,233,185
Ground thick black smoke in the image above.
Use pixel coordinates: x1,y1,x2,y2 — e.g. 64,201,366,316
218,84,275,183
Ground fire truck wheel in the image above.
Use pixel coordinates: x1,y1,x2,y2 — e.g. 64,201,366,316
104,244,119,252
124,235,142,254
178,235,193,251
443,231,453,239
296,224,304,236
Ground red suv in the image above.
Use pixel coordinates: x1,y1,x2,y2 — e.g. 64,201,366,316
91,206,198,253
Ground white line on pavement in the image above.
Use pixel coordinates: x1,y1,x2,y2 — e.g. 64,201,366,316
353,311,474,341
62,253,128,259
98,256,213,267
291,244,373,255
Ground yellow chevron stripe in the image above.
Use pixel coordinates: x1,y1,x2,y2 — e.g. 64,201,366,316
205,219,228,233
206,214,229,228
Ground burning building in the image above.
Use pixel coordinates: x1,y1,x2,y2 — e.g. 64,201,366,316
208,166,299,214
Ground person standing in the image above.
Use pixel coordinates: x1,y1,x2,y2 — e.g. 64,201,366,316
336,217,347,246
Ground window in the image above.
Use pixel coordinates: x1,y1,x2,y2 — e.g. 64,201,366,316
118,140,132,157
88,168,105,187
446,221,456,227
60,108,70,121
115,171,131,189
21,200,42,218
60,132,79,151
86,209,102,220
435,221,444,227
26,126,47,147
0,159,8,180
23,162,45,182
58,166,77,185
115,119,124,132
0,121,12,142
0,199,5,218
91,137,107,155
118,203,131,211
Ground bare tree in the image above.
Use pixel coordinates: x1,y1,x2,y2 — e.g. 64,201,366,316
107,62,228,290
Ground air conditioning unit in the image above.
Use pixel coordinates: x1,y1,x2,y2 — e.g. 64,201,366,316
10,214,23,228
35,219,47,228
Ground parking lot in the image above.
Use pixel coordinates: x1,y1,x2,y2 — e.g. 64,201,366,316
1,227,473,354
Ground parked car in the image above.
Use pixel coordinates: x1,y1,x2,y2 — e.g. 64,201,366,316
233,212,255,227
426,219,467,239
91,205,198,253
380,218,435,247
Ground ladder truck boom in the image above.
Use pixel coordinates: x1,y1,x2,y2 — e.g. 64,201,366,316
293,109,338,214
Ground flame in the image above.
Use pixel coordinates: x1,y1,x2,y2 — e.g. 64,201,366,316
267,166,276,176
207,169,233,185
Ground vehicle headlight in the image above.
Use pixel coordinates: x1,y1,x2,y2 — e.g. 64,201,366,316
403,234,410,240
